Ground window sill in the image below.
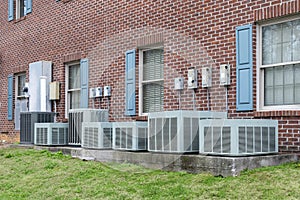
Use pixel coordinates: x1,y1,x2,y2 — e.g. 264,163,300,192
14,16,26,24
57,0,72,3
254,110,300,117
136,116,148,121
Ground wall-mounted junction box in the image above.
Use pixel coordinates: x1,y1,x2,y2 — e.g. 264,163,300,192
95,87,102,97
220,64,230,86
187,68,198,89
201,67,212,88
49,82,60,100
89,88,96,98
104,86,111,97
174,77,184,90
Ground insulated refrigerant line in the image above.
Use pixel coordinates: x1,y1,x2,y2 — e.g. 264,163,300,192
207,88,210,111
193,89,196,111
178,90,181,110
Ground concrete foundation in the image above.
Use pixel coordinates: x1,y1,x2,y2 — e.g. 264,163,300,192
19,145,298,177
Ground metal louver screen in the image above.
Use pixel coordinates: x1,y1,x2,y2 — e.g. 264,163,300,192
238,126,276,153
203,126,231,153
82,122,112,149
68,109,109,146
142,49,164,113
20,112,55,144
200,119,278,156
103,128,112,148
51,128,66,145
36,128,48,145
113,122,148,151
34,123,68,145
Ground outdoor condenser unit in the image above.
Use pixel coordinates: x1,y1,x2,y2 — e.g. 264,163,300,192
20,112,55,144
199,119,278,156
68,109,108,146
34,123,68,146
113,122,148,151
82,122,112,149
148,110,227,153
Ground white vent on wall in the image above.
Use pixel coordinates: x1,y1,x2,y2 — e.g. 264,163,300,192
82,122,112,149
148,110,227,153
34,123,68,145
68,109,109,145
199,119,278,156
113,122,148,151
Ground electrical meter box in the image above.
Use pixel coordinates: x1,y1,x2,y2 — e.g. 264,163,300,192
49,82,59,100
95,87,102,97
174,77,184,90
201,67,212,88
187,68,198,89
104,86,111,97
89,88,96,98
220,64,230,86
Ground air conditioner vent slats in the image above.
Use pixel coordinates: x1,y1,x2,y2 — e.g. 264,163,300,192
148,110,226,153
34,123,68,146
68,109,108,146
20,112,55,144
82,122,112,149
199,119,278,156
113,122,148,151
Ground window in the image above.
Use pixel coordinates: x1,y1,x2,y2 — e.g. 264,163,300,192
259,17,300,110
139,48,164,115
16,73,26,97
16,0,27,19
8,0,31,21
66,62,81,115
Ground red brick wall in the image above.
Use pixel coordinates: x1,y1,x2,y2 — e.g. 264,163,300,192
0,0,299,152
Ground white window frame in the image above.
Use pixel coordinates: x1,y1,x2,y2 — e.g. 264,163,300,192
65,61,80,118
257,15,300,111
138,46,164,116
14,73,26,99
16,0,27,19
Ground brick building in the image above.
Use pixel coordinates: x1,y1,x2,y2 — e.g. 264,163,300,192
0,0,300,152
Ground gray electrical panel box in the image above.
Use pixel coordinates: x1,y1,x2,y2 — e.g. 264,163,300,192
104,86,111,97
187,68,198,89
220,64,230,86
95,87,102,97
49,82,60,100
89,88,96,98
174,77,184,90
201,67,212,88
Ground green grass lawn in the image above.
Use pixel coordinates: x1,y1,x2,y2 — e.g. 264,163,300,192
0,148,299,200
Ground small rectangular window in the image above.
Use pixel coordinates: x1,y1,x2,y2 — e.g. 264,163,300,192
16,0,27,19
16,73,26,97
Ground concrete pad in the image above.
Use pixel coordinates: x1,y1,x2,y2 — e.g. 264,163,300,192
22,146,299,177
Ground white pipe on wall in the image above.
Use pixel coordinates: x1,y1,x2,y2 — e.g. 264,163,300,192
40,76,47,112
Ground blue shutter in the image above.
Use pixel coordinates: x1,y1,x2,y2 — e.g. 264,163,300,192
236,24,253,111
125,50,136,116
80,58,89,108
8,0,13,21
7,75,13,120
26,0,32,14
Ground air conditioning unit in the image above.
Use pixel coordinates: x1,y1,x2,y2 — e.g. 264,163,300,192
20,112,55,144
113,122,148,151
148,110,227,153
82,122,112,149
34,123,68,146
199,119,278,156
68,109,108,146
